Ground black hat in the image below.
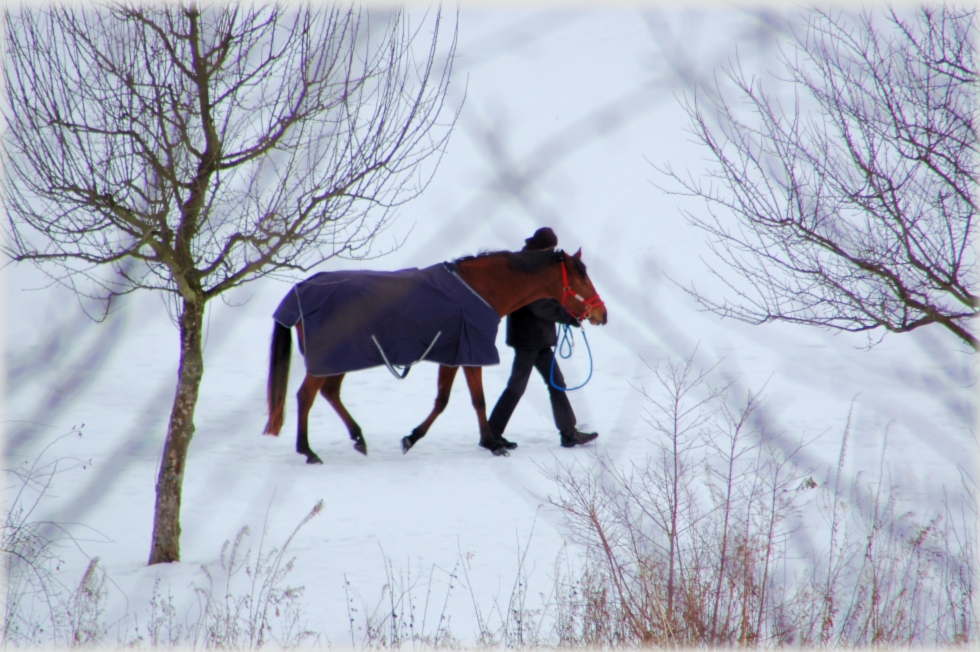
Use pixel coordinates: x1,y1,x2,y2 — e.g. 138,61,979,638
524,227,558,250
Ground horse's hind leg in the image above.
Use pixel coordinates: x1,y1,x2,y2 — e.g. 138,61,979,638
320,374,367,456
297,374,326,464
402,365,458,453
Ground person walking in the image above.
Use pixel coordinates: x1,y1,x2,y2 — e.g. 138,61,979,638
488,227,599,449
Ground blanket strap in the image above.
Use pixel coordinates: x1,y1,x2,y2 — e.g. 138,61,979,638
372,331,443,380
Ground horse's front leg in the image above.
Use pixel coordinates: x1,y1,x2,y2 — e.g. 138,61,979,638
462,366,509,457
402,365,458,453
297,374,326,464
320,374,367,456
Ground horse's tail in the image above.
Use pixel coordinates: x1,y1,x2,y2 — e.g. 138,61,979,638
264,321,292,436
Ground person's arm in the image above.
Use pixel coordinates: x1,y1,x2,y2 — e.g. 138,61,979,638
528,299,580,326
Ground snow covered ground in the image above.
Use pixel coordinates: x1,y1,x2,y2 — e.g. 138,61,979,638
4,7,976,647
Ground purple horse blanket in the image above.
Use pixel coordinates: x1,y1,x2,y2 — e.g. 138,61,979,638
273,263,501,377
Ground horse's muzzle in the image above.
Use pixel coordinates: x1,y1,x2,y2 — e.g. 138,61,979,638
588,306,608,326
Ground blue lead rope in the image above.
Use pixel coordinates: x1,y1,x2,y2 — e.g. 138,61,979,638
549,323,593,391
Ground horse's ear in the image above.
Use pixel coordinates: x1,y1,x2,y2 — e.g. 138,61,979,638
573,248,582,259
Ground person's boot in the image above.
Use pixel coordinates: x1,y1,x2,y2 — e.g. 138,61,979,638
489,424,518,450
560,428,598,448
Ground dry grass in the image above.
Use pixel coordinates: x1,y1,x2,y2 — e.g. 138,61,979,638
538,354,976,647
2,428,112,648
345,354,975,649
2,439,322,650
5,363,975,649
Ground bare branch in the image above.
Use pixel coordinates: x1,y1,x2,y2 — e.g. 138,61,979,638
657,5,977,350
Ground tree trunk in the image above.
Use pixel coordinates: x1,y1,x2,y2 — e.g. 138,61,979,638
148,297,205,564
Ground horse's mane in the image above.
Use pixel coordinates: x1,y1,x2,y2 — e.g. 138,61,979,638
454,249,588,277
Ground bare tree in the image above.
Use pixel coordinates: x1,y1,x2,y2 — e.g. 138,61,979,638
2,3,458,564
659,6,977,350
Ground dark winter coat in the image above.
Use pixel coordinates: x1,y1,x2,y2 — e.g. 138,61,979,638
505,298,579,350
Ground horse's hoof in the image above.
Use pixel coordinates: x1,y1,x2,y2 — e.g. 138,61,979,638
500,437,518,450
306,454,323,465
401,436,414,454
353,439,368,455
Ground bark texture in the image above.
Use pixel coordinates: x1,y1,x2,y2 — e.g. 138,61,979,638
149,298,204,564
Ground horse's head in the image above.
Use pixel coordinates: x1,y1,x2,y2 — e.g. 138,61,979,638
559,249,607,326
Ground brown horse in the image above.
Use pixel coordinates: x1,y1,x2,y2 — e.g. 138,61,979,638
264,248,607,462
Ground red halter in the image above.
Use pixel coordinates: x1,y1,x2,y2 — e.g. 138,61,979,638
560,261,604,321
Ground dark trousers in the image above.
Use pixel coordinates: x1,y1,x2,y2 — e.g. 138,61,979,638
488,347,576,437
